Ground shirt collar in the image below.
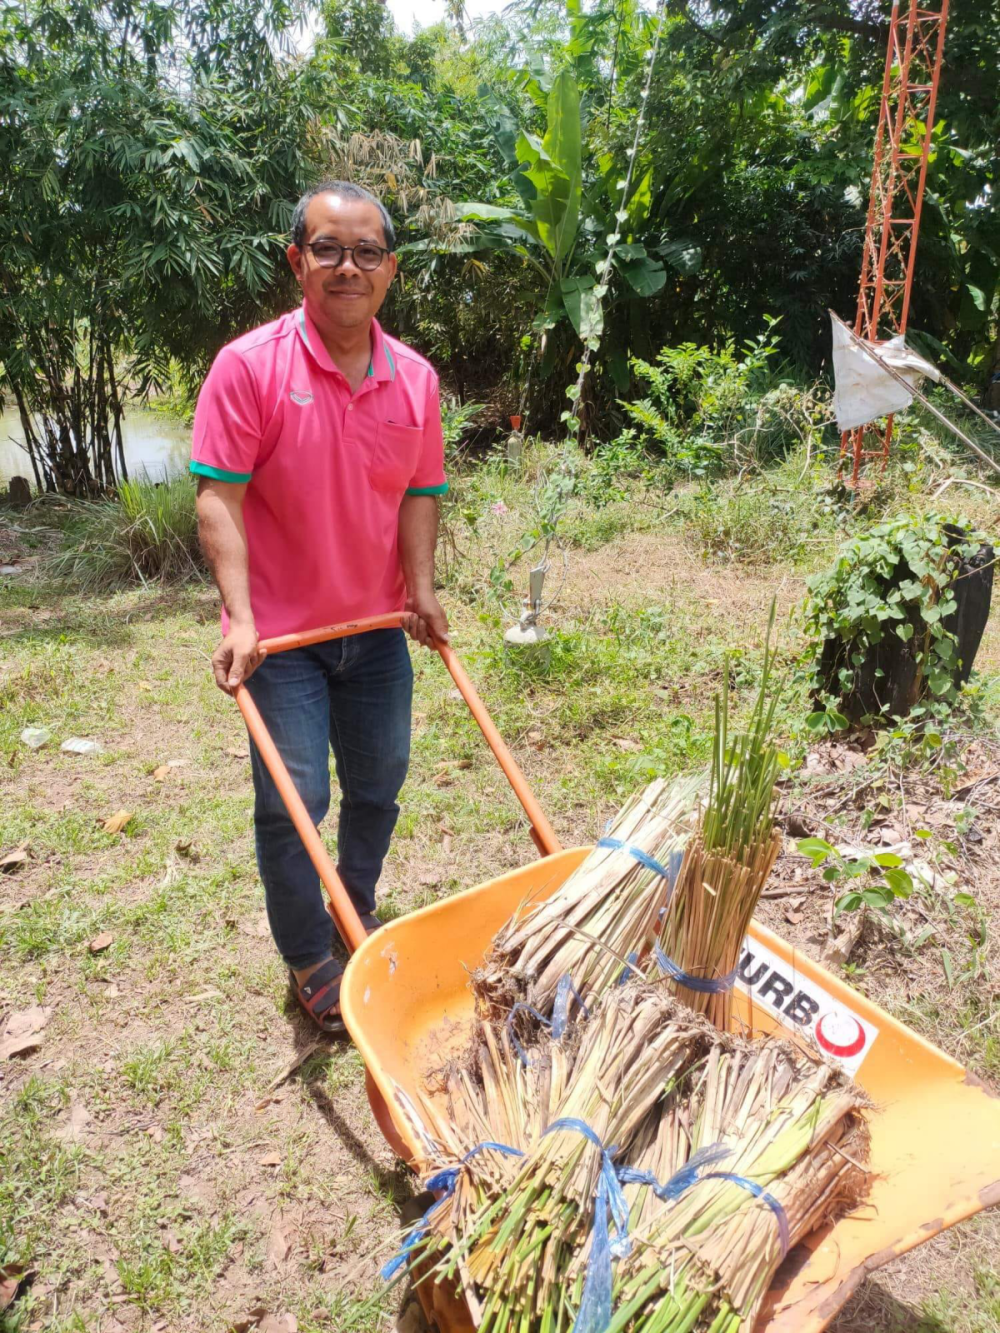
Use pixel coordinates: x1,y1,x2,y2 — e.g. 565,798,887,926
295,303,395,384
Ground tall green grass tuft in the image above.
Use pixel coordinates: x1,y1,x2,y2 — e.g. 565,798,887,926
45,474,201,590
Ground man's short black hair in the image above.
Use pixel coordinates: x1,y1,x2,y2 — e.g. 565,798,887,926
290,180,396,252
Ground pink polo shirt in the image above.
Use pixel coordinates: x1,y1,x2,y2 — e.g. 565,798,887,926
190,302,447,640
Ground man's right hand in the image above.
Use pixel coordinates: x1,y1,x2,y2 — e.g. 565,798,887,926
211,622,266,695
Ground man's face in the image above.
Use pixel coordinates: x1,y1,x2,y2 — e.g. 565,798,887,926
287,193,397,332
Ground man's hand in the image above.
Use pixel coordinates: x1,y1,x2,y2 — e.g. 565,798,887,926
211,621,267,694
402,590,449,650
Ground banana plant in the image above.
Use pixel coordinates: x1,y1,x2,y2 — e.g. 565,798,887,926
453,67,684,383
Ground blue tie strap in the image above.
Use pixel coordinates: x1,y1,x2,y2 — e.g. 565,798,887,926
653,944,738,995
542,1117,631,1333
616,1143,730,1199
381,1139,524,1281
552,973,590,1038
703,1172,790,1258
597,839,683,890
506,1000,553,1066
507,974,589,1064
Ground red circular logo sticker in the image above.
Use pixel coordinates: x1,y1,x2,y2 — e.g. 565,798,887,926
815,1011,866,1059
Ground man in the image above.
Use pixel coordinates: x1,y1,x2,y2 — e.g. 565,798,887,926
191,180,449,1033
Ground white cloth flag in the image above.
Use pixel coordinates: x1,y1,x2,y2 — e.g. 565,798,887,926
831,315,941,432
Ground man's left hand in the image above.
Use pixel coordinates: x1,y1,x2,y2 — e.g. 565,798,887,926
402,590,449,649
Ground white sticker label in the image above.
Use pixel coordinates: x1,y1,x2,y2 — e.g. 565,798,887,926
735,936,880,1075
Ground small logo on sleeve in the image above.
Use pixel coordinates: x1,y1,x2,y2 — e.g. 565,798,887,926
290,390,313,406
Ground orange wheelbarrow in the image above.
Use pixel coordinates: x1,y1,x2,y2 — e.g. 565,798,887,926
236,615,1000,1333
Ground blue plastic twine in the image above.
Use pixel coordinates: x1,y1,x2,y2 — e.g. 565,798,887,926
380,1139,524,1281
653,944,738,995
616,1143,731,1199
542,1118,631,1333
597,839,683,890
552,973,590,1039
703,1173,790,1258
507,974,589,1064
616,951,641,987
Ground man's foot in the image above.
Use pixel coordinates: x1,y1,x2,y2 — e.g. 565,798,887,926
291,956,345,1033
359,912,383,935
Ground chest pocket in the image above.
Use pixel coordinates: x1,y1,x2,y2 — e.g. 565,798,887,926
369,421,423,495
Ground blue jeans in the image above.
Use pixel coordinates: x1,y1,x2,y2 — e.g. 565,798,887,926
244,628,413,970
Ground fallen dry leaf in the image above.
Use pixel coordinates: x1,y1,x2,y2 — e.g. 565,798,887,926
0,844,28,872
89,932,114,954
258,1315,297,1333
103,983,120,998
259,1151,282,1167
4,1005,51,1040
101,810,133,835
0,1033,43,1061
138,680,152,691
153,765,170,781
0,1263,33,1313
175,838,199,861
225,747,250,759
612,738,642,752
442,833,454,854
417,872,441,887
266,1215,292,1266
230,1307,269,1333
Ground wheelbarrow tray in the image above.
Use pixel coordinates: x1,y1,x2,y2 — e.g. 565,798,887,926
342,846,1000,1333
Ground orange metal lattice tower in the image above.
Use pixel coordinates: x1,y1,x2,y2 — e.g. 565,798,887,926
841,0,950,487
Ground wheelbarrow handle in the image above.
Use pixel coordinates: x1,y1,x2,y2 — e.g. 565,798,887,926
234,611,561,958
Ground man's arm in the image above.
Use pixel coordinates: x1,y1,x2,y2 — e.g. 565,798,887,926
398,493,449,649
196,477,267,693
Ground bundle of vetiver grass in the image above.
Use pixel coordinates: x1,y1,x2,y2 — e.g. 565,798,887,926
652,613,783,1028
473,775,702,1024
391,985,869,1333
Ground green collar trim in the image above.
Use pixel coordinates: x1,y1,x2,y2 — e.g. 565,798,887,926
295,307,311,348
384,342,396,382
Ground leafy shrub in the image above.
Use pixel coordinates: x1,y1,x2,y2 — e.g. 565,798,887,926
614,318,784,478
804,513,989,727
44,475,201,590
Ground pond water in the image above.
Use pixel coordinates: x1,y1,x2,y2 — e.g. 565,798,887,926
0,408,191,484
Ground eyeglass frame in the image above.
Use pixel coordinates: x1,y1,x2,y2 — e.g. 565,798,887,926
300,241,393,271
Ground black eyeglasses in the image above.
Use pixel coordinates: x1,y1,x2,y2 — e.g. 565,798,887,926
302,241,391,271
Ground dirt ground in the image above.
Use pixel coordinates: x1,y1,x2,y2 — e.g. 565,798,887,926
1,517,999,1332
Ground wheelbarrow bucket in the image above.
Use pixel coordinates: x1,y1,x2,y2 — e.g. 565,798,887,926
342,847,1000,1332
234,617,1000,1332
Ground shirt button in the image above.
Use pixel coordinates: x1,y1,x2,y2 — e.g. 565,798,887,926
347,403,354,411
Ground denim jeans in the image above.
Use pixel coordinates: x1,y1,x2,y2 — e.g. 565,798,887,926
243,628,413,970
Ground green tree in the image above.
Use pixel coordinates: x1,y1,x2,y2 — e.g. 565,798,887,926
0,0,321,494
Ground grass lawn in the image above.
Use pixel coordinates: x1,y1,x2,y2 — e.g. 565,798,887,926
1,444,999,1332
